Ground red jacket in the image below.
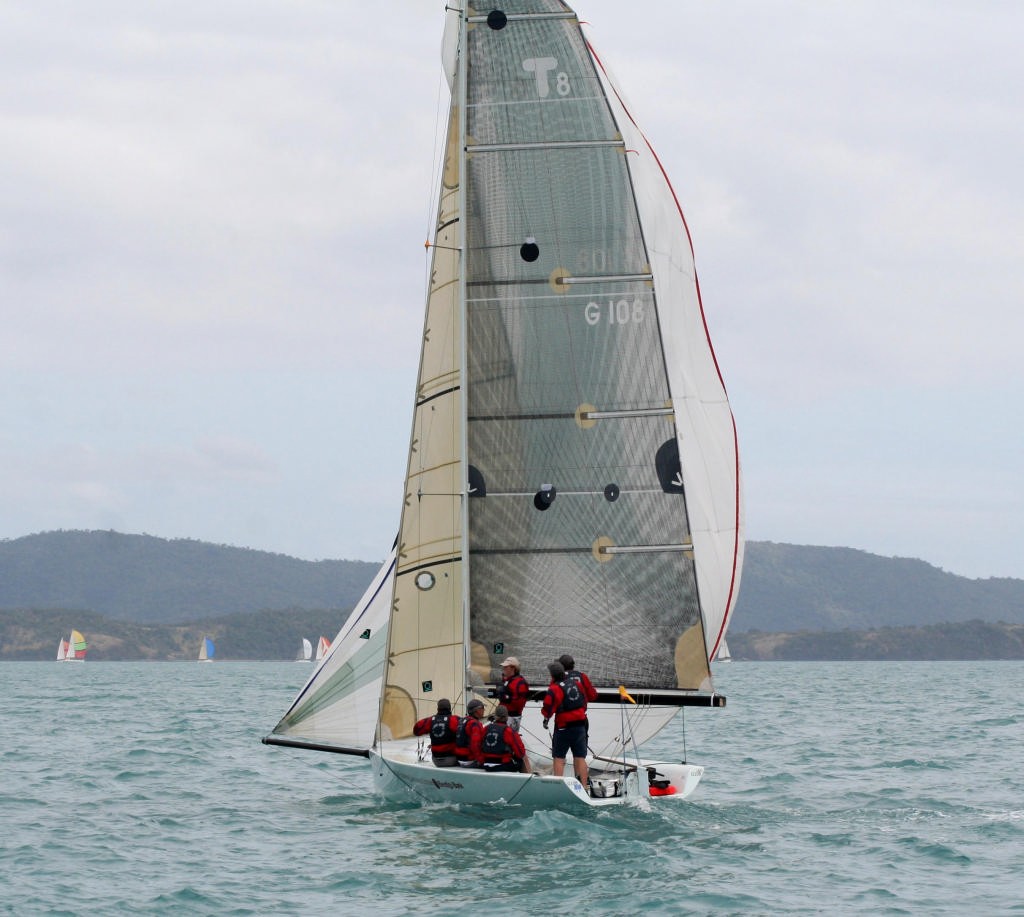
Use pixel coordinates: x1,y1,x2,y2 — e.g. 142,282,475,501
455,715,484,764
498,673,530,716
413,712,459,756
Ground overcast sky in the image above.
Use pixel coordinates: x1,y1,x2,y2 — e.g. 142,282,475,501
2,2,1021,580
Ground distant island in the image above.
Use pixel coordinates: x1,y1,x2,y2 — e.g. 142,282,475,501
1,530,1022,660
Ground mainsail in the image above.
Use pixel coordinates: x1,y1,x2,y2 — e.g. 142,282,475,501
296,638,313,662
267,0,742,773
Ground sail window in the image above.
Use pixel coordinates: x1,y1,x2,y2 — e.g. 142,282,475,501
486,10,508,30
533,484,557,510
520,237,540,262
604,483,620,502
415,571,436,591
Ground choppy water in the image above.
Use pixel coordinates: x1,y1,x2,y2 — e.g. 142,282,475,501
2,661,1022,915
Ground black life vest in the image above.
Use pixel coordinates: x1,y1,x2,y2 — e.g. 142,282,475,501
429,712,457,754
481,721,512,763
455,715,476,757
558,677,585,714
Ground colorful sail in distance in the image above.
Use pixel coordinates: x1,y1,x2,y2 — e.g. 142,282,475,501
315,636,331,662
198,636,215,662
66,630,87,661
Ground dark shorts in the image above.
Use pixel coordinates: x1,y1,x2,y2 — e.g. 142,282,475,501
551,722,588,759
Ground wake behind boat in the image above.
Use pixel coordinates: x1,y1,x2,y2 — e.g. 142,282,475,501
264,0,743,809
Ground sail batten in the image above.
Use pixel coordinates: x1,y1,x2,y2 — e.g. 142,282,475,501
468,139,625,153
466,12,576,24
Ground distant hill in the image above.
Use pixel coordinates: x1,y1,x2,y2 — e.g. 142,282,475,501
2,530,1024,661
727,621,1024,661
731,542,1024,631
0,530,379,623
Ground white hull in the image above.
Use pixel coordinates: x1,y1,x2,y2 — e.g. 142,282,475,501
368,741,704,808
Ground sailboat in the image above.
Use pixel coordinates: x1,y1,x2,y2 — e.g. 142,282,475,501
198,636,215,662
716,639,732,663
315,636,331,662
296,637,313,662
64,630,87,662
264,1,743,807
56,638,69,661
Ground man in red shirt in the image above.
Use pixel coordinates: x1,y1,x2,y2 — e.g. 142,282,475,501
542,661,590,785
455,698,486,766
496,656,530,732
412,698,460,767
481,705,528,772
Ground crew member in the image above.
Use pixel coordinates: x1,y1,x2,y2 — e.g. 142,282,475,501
496,656,530,732
481,705,528,773
558,654,598,703
412,698,459,767
542,661,590,786
455,698,486,766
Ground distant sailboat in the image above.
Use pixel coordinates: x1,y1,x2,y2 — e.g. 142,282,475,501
56,638,69,661
198,636,215,662
64,630,87,662
716,639,732,663
296,638,313,662
315,636,331,662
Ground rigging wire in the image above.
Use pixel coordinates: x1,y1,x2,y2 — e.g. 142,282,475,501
423,67,449,292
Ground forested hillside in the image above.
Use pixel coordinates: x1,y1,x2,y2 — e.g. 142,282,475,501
3,530,1024,660
732,542,1024,631
0,530,378,623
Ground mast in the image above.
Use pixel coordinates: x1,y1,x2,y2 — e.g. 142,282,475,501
456,3,472,709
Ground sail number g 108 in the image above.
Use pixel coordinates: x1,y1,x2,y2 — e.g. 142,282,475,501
585,299,645,326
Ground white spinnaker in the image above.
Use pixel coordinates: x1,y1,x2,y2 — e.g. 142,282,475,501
586,33,744,662
270,548,395,750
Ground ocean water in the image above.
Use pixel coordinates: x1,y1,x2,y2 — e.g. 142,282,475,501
2,661,1022,916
